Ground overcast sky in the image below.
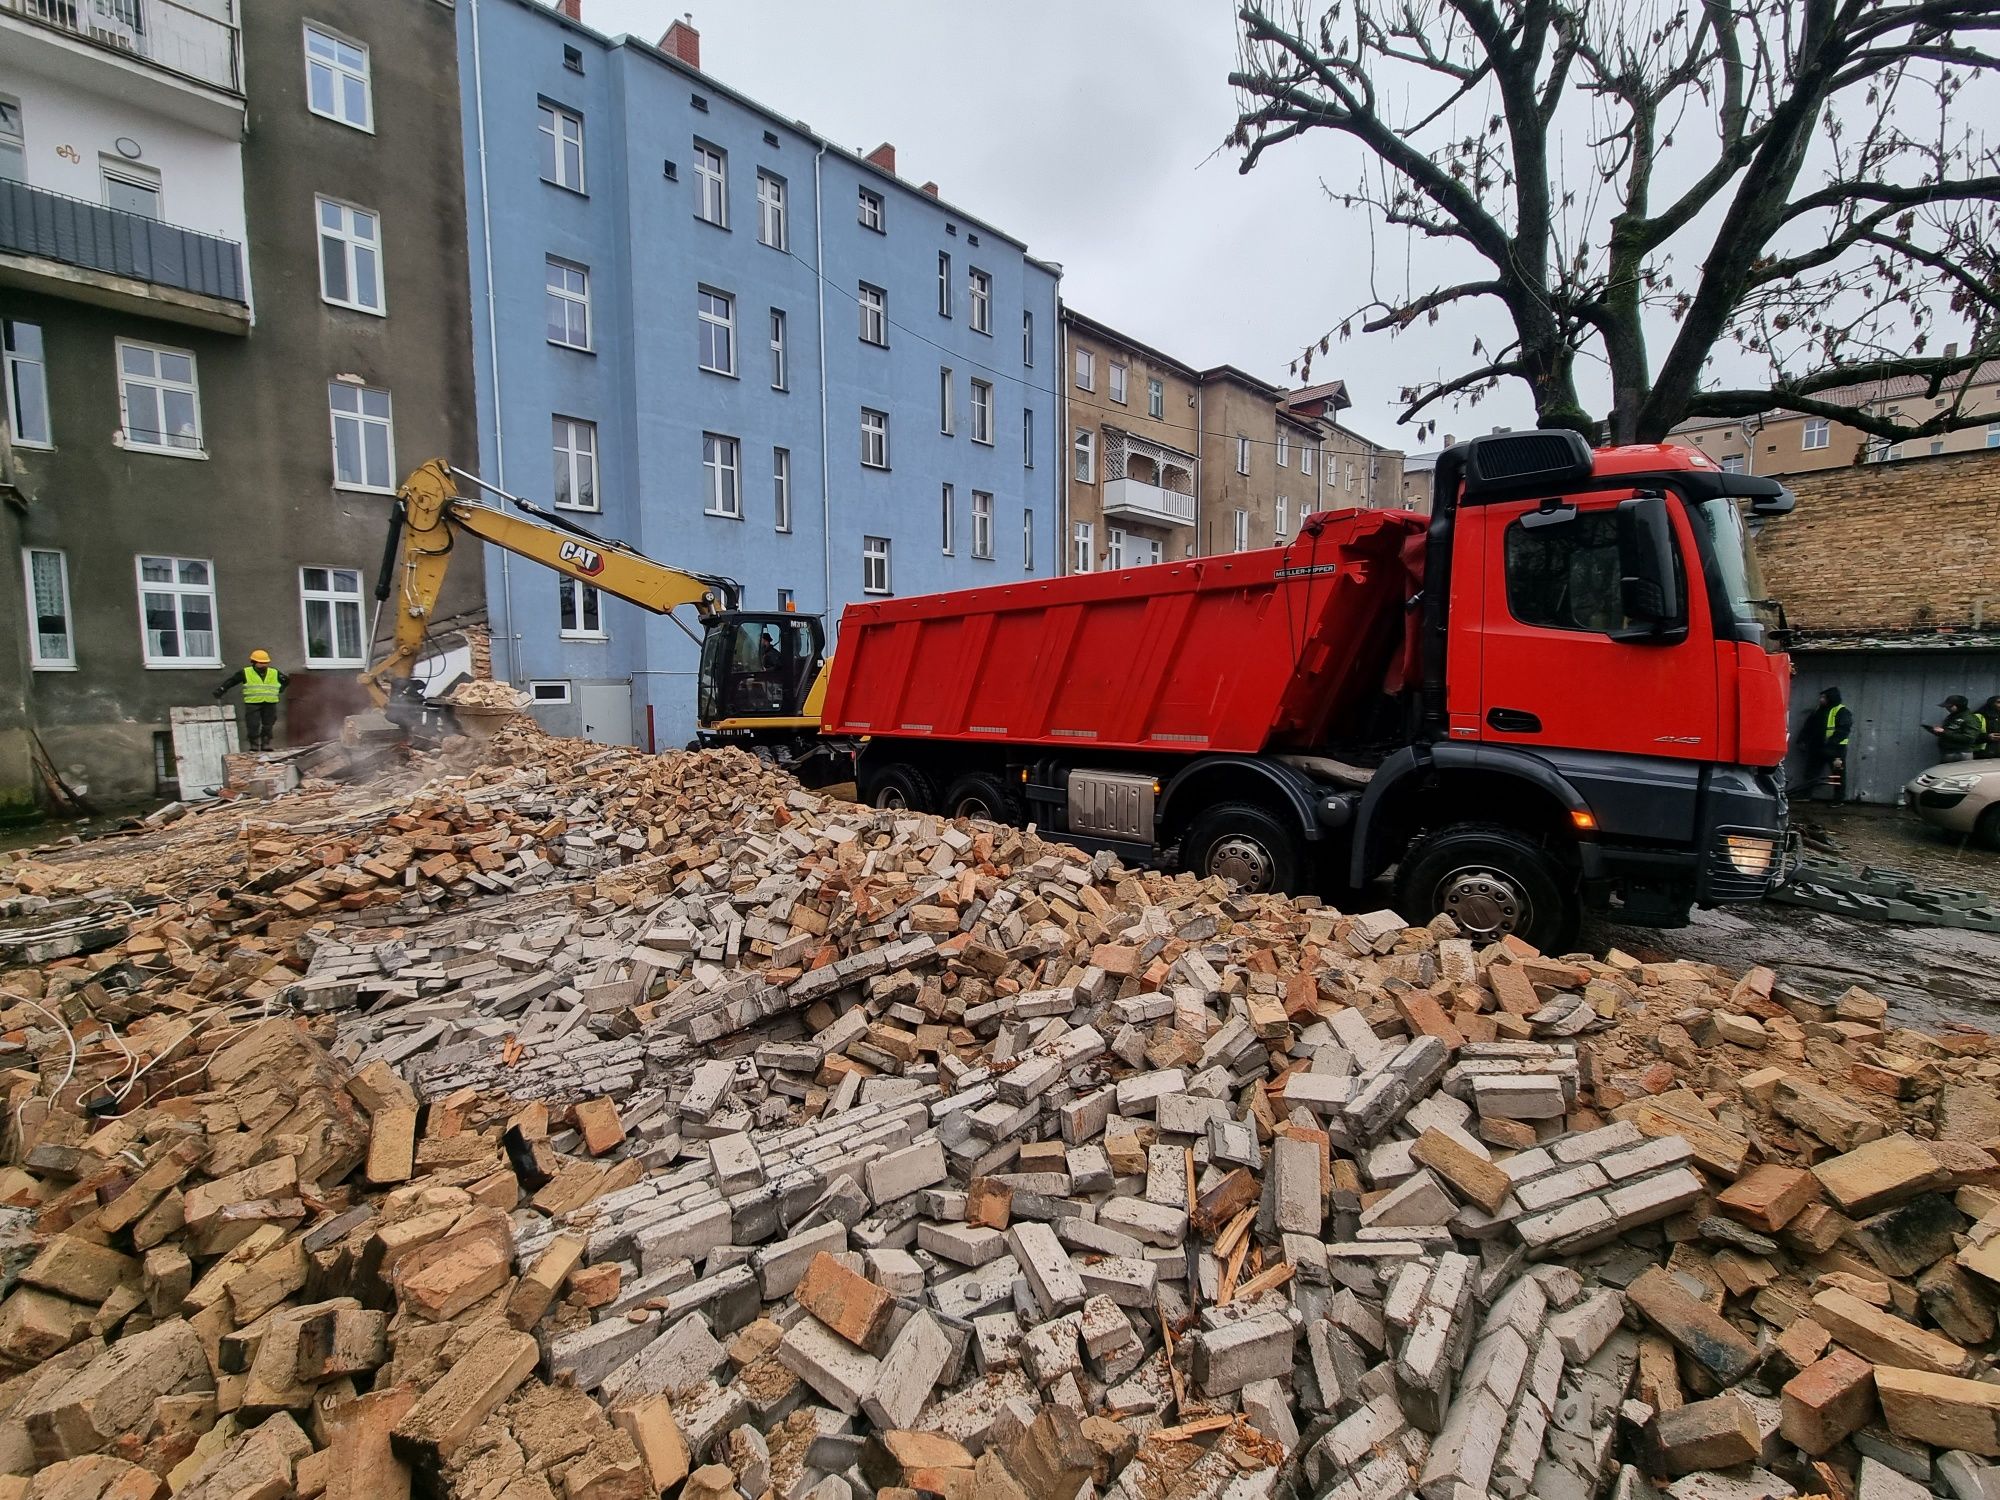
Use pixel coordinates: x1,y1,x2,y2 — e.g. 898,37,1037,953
579,0,1532,451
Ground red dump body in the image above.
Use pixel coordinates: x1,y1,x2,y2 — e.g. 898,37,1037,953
821,508,1427,756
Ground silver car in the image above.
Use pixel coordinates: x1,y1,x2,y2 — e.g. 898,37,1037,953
1905,762,2000,848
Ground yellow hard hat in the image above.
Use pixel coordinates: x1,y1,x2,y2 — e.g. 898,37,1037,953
249,649,271,664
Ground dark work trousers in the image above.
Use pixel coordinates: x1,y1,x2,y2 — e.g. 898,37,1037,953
247,702,278,751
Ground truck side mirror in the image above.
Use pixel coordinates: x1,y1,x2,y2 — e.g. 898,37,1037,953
1615,495,1686,642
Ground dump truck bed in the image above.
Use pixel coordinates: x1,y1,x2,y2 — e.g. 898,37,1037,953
821,508,1427,756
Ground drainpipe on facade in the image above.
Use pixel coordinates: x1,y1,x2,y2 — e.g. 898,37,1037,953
1194,384,1205,558
813,144,832,632
1057,310,1068,574
468,0,516,683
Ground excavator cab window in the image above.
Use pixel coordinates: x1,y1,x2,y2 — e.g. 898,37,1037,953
698,612,824,724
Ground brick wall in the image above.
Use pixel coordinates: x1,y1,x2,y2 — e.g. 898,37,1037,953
1754,448,2000,634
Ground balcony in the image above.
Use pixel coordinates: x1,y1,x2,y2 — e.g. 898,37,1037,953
1101,477,1196,527
0,178,248,332
3,0,241,95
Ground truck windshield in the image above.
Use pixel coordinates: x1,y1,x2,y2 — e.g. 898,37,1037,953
1696,497,1782,641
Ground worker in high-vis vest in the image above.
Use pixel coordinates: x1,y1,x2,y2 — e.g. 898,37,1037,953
1802,685,1852,801
213,649,290,752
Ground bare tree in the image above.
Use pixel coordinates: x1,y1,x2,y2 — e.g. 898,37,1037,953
1231,1,2000,447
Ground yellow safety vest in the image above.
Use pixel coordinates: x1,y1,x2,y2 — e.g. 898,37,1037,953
241,666,281,704
1823,705,1846,742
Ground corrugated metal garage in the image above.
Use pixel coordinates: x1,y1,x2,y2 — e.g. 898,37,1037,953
1786,640,2000,804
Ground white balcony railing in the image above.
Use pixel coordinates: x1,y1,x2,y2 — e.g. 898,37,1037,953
1102,477,1197,527
3,0,241,95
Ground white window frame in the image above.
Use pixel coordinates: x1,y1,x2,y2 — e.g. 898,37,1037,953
858,187,885,231
305,24,373,132
968,268,991,334
1235,436,1250,476
970,379,994,445
315,196,383,315
859,283,887,346
1109,362,1127,404
1075,349,1095,392
703,432,742,518
941,482,955,555
1023,508,1034,572
1301,446,1314,477
1074,429,1095,484
538,101,584,191
116,339,204,456
546,257,591,350
1107,527,1125,569
939,367,955,436
861,408,890,469
1071,522,1093,573
769,308,788,390
329,381,396,492
1232,509,1249,552
3,320,50,449
1276,497,1289,539
863,535,891,595
1988,423,2000,450
1802,417,1831,451
698,286,737,375
938,252,952,318
776,589,795,611
694,142,727,227
0,95,23,183
136,554,221,668
552,415,598,512
530,680,572,704
972,492,994,560
1024,406,1035,468
1149,379,1164,419
558,575,606,640
298,565,366,669
23,547,74,670
1277,432,1289,467
1719,454,1746,474
1023,310,1034,366
773,446,792,533
756,170,787,250
101,159,161,219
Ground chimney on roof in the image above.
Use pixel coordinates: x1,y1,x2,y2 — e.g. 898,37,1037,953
555,0,580,18
661,14,699,67
865,142,897,174
920,181,939,197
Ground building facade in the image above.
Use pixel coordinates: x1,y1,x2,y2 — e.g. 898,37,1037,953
1196,365,1321,557
0,0,479,806
459,1,1062,747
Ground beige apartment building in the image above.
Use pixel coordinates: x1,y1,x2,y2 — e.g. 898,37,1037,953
1669,359,2000,475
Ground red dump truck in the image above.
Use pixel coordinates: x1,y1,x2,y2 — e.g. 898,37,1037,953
820,431,1797,950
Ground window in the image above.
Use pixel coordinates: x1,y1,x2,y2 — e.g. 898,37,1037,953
776,589,795,611
861,409,889,469
1803,418,1831,451
1301,446,1313,477
1277,432,1289,468
538,102,584,190
117,341,202,454
137,555,219,667
552,416,598,511
1023,508,1034,572
1023,310,1035,366
939,367,955,435
863,536,891,594
1503,510,1641,633
1023,407,1035,468
1232,509,1248,552
306,26,372,130
756,171,787,249
530,681,571,704
1276,498,1289,539
698,288,736,375
1075,349,1095,392
1149,379,1164,420
564,45,583,72
968,269,991,334
23,549,72,669
1107,527,1125,569
1931,439,1946,456
773,447,792,532
1346,460,1357,487
3,321,49,448
972,492,993,559
1074,429,1095,484
0,96,22,183
558,575,604,638
299,566,365,668
1988,423,2000,450
970,379,994,444
316,198,383,314
940,483,954,554
1109,363,1128,405
938,253,952,318
102,161,161,219
329,382,395,491
769,309,788,390
1235,437,1250,476
858,187,884,231
546,258,591,349
1071,522,1093,573
859,284,887,346
1719,454,1746,474
694,143,727,226
703,433,741,517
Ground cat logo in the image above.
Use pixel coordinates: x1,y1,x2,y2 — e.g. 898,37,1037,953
558,540,606,576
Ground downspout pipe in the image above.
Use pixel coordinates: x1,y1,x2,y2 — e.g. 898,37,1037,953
814,144,832,632
468,0,515,682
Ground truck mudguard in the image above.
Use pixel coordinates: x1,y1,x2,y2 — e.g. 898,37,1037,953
1156,754,1330,845
1349,743,1602,888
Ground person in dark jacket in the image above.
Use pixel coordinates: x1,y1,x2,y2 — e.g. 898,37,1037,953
213,649,290,752
1982,694,2000,757
1801,686,1852,800
1926,695,1985,762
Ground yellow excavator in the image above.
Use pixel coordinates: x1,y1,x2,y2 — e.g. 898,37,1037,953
361,459,847,782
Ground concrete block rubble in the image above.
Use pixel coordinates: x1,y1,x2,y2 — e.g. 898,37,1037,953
0,722,1998,1500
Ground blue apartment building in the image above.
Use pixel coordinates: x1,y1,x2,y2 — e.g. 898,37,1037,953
458,0,1062,746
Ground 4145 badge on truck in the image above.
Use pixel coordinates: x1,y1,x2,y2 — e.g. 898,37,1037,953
558,539,606,576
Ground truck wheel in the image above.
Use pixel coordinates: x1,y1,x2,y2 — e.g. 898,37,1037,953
865,763,935,812
941,772,1021,825
1394,823,1579,952
1182,803,1301,894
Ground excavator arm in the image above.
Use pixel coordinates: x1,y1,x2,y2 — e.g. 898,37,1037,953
361,459,739,706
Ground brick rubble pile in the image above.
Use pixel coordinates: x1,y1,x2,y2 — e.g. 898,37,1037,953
0,725,1998,1500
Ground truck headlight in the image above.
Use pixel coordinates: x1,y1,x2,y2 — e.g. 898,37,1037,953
1723,834,1777,877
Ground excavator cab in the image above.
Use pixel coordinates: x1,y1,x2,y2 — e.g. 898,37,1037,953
697,610,827,730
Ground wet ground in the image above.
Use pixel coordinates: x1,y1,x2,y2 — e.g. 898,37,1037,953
1592,802,2000,1030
